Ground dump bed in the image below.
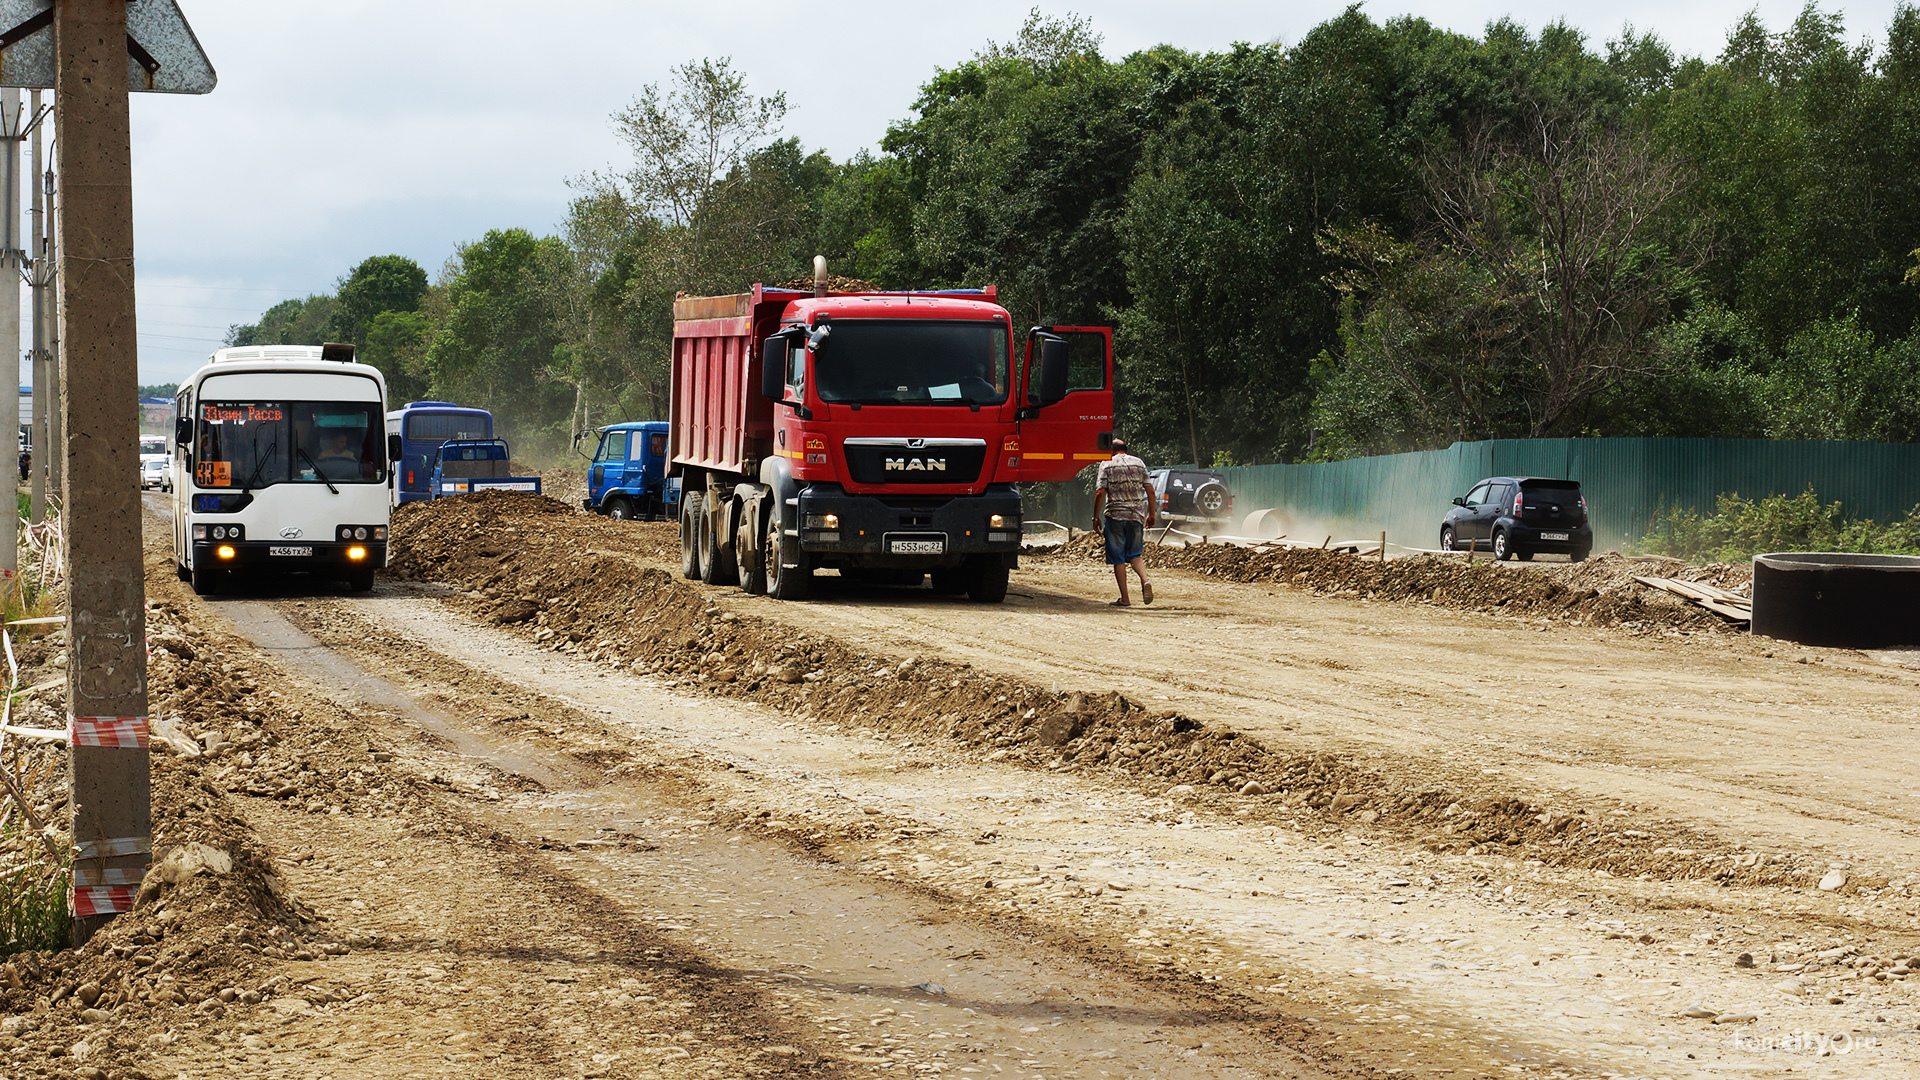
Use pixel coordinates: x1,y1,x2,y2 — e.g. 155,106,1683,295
669,287,799,479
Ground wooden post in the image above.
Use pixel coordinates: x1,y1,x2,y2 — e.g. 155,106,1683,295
1379,531,1387,563
58,0,150,945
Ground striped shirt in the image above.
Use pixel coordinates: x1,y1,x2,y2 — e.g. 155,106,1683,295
1096,454,1152,524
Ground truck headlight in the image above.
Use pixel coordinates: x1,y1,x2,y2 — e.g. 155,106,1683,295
989,514,1008,528
806,513,839,529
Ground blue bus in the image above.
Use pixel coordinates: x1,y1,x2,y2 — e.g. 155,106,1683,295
386,401,492,504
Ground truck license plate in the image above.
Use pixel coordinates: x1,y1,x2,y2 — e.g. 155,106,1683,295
890,539,944,555
1539,532,1568,541
269,545,312,557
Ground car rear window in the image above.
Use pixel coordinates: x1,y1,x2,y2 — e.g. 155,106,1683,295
1519,479,1580,496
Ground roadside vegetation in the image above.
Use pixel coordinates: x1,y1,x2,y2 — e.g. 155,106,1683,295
223,4,1920,468
1634,490,1920,563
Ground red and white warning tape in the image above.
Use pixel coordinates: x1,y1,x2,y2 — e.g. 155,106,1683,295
68,714,148,749
71,885,138,918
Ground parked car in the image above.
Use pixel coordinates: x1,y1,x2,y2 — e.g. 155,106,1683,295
1440,476,1590,561
141,455,171,492
1147,467,1234,534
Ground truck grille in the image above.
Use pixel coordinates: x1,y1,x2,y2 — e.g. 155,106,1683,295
842,438,986,485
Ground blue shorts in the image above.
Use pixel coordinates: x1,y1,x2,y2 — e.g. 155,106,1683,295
1103,518,1144,565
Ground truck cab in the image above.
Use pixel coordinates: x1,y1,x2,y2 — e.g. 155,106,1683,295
581,420,673,520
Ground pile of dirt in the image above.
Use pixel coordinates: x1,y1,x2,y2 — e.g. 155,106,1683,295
385,492,1815,889
0,549,447,1074
1038,535,1749,633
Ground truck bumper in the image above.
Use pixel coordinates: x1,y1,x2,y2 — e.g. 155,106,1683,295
795,484,1021,566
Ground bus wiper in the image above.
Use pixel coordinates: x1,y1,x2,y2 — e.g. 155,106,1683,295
240,435,278,495
296,446,339,494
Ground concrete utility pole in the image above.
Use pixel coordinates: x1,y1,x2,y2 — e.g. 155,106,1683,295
56,0,149,945
0,87,22,583
28,88,44,526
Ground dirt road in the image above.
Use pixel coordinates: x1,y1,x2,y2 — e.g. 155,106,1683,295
1,494,1915,1080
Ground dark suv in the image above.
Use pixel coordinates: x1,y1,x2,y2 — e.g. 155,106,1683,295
1441,476,1591,561
1147,467,1234,534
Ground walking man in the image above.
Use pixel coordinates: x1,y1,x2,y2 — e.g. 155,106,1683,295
1093,437,1156,606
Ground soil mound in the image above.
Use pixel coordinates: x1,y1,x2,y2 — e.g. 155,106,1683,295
1036,536,1750,633
385,498,1798,891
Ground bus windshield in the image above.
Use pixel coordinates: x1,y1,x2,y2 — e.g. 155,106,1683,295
813,320,1009,406
194,400,384,489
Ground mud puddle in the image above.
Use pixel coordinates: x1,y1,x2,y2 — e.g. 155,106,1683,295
218,597,1336,1079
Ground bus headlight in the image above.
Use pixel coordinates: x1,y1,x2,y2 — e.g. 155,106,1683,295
353,526,368,540
216,545,237,560
346,545,368,561
193,525,207,540
372,526,387,541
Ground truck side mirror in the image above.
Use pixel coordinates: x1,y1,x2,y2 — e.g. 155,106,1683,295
761,337,787,401
1036,335,1070,407
388,433,403,463
174,415,192,447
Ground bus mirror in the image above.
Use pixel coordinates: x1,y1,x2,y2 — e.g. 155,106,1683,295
174,416,192,447
387,433,402,462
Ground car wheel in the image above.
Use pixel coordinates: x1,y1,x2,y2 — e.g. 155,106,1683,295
1193,482,1229,517
1570,547,1591,563
1492,529,1512,561
679,491,705,580
607,497,635,521
1440,525,1456,552
1515,551,1534,562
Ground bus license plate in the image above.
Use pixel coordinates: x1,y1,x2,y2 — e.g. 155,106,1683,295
1539,532,1568,541
890,539,944,555
269,545,312,557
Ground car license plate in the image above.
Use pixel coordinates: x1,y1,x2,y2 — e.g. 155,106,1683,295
269,545,312,557
1540,532,1568,542
890,539,944,555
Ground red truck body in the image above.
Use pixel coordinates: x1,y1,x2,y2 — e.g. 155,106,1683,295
668,282,1114,601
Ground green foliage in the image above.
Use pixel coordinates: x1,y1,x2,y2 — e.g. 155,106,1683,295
332,255,428,348
0,841,69,957
225,295,337,348
137,383,178,399
1636,488,1920,562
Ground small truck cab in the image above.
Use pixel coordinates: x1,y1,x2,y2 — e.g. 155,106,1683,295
427,439,542,498
579,420,674,520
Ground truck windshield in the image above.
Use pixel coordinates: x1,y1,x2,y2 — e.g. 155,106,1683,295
193,401,384,489
814,320,1009,406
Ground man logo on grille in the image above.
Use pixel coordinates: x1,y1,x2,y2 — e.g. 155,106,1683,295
885,458,946,471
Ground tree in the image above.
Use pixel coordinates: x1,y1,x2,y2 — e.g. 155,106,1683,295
225,295,337,348
333,254,428,348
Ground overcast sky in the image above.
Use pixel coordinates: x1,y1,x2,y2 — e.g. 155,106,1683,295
71,0,1909,386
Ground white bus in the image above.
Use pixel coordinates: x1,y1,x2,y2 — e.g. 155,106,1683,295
171,344,394,594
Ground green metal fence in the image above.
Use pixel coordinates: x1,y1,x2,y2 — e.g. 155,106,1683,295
1203,438,1920,551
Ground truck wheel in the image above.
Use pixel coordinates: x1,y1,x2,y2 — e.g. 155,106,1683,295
607,497,635,521
680,492,705,580
766,514,811,600
930,568,967,595
699,496,738,587
965,558,1009,603
736,508,767,595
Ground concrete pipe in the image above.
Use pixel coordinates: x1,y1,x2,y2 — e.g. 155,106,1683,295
1239,507,1286,539
1750,552,1920,648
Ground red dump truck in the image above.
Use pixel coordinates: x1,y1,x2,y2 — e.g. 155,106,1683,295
670,268,1114,602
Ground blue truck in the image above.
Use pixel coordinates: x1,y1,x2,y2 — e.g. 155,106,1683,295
427,439,542,498
387,401,492,504
577,420,674,521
